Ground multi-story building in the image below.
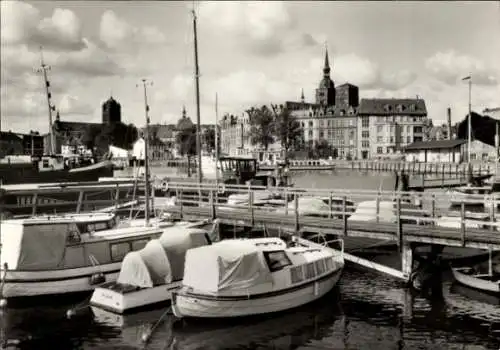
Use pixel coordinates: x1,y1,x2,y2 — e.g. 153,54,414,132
357,98,428,159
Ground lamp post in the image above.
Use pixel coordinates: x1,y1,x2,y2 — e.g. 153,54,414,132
462,74,472,162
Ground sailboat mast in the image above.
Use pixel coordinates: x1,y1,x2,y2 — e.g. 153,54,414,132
139,78,152,225
36,47,56,154
215,93,219,186
192,9,202,183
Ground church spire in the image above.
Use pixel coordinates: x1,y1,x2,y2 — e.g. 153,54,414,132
300,88,305,103
323,45,331,77
182,105,187,118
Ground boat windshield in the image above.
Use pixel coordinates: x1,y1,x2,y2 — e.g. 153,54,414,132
263,250,292,272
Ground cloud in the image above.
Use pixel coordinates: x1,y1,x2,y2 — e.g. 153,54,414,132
425,50,499,86
57,94,94,115
1,1,86,51
198,1,319,56
99,10,166,50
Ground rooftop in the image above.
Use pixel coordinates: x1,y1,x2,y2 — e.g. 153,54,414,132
404,139,466,151
358,98,427,116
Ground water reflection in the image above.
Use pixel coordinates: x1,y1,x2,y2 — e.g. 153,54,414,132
1,268,499,350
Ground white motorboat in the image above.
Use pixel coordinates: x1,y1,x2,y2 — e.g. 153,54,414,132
89,225,214,314
347,200,429,225
171,236,344,319
0,212,213,299
451,267,500,295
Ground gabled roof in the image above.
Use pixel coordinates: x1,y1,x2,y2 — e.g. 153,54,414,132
0,131,22,142
404,139,466,151
358,98,427,116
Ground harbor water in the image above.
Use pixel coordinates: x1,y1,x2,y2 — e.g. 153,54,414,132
1,169,499,349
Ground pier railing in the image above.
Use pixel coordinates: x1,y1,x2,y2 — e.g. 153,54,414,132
157,182,500,250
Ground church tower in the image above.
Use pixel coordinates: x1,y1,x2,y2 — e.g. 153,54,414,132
315,47,335,106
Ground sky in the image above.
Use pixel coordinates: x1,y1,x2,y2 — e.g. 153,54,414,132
1,0,500,134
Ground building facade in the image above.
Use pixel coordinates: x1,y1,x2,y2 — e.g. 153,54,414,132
357,98,429,159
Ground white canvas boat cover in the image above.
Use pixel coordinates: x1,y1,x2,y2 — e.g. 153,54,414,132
116,227,209,288
182,240,274,293
0,222,68,270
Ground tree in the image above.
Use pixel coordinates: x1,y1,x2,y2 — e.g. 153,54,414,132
314,139,333,159
271,104,303,163
247,105,275,151
175,125,197,177
202,127,216,154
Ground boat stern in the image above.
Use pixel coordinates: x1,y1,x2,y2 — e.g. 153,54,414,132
90,283,128,314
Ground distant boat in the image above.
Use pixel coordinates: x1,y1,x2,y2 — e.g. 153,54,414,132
0,155,114,185
171,236,344,318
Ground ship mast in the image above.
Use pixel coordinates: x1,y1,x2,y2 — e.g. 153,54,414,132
192,9,202,183
138,79,153,225
36,47,56,155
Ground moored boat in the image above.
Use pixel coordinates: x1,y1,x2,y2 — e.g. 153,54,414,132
451,267,500,295
171,236,344,319
0,213,213,300
89,225,214,313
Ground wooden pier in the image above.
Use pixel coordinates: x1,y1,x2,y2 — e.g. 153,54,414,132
0,180,148,217
155,182,500,284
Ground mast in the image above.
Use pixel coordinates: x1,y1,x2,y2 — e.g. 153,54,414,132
215,93,219,186
468,75,472,163
138,79,152,225
36,47,56,154
192,9,202,183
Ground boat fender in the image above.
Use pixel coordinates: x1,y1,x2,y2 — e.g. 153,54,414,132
162,181,169,193
89,273,106,285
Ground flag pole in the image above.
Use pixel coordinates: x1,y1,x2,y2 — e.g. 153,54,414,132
215,93,219,188
468,74,472,163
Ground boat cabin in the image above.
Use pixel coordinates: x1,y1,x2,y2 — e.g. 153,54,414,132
218,156,258,184
37,155,66,172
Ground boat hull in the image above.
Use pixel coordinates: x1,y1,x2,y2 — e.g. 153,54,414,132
0,263,121,299
90,281,182,314
172,268,342,319
0,161,114,185
451,267,500,295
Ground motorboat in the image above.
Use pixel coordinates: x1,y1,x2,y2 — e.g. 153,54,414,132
451,267,500,295
0,212,213,299
89,225,214,314
449,180,500,208
171,236,344,319
347,200,429,225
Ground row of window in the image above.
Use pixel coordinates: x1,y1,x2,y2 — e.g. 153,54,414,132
290,257,335,284
110,238,150,262
376,125,423,134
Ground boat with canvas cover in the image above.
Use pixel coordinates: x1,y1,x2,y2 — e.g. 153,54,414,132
0,212,213,299
451,267,500,295
171,236,344,319
89,226,213,313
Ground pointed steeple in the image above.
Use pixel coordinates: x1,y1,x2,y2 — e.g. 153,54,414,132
323,46,331,77
301,88,305,103
56,109,60,121
182,105,187,118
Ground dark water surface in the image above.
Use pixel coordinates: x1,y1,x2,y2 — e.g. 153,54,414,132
1,170,499,349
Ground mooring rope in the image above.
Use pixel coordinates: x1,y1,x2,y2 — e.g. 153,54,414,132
141,306,173,345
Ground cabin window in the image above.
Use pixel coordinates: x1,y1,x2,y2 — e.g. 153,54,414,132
290,265,304,284
264,250,292,272
42,159,50,168
131,239,149,251
315,259,326,275
110,242,131,262
88,221,109,232
305,262,316,279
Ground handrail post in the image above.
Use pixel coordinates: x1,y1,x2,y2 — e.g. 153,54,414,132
342,195,347,236
210,190,215,220
32,193,38,216
179,189,183,220
396,196,402,251
76,190,84,214
250,189,254,227
294,194,299,234
328,192,333,219
431,193,435,220
376,191,380,223
284,188,289,216
460,201,466,246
